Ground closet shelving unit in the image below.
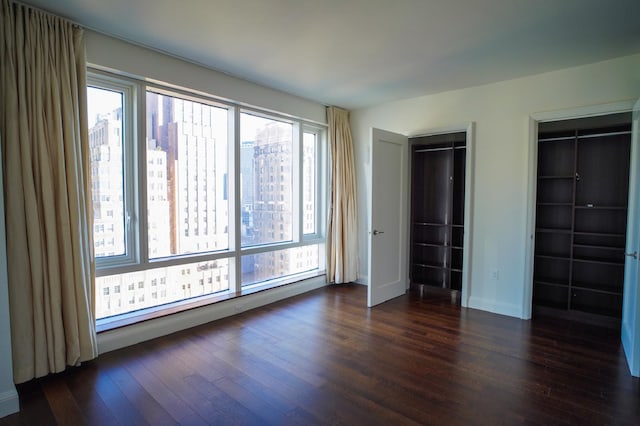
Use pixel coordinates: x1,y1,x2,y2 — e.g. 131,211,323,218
533,117,631,325
410,133,466,294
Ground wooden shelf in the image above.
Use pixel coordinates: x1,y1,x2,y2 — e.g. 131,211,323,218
538,175,574,179
413,263,447,270
534,279,569,288
573,257,624,266
535,254,571,261
414,242,448,248
573,243,624,251
536,227,572,234
575,205,626,210
573,231,625,238
571,282,623,296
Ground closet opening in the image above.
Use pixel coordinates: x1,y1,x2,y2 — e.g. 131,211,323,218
409,131,466,304
532,112,632,328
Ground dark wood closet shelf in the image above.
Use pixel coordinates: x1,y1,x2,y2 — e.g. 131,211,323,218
413,242,447,248
413,263,448,270
573,231,625,238
573,257,624,266
536,227,572,234
571,282,623,296
535,254,570,261
573,243,624,251
534,279,569,288
575,205,626,210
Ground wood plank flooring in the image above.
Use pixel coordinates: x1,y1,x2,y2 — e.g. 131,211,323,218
2,283,639,425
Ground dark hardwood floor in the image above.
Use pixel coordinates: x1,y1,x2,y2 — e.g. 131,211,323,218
2,284,639,425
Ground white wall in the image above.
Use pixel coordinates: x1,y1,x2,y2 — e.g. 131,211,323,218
0,149,18,417
351,53,640,318
85,31,327,125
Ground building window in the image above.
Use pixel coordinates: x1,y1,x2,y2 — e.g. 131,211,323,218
90,71,325,323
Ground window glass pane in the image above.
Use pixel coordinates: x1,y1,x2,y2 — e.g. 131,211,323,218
95,259,230,319
146,92,229,258
88,86,126,258
242,245,319,287
240,113,293,247
303,132,317,234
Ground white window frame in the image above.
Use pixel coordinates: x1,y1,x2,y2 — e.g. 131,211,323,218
301,124,327,242
88,72,138,270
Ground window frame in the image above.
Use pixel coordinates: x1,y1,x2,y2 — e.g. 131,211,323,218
88,72,139,270
88,69,327,323
301,124,326,241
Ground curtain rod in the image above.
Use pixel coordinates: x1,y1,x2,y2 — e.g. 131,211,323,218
11,0,83,28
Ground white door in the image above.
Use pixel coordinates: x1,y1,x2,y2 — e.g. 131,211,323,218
622,97,640,377
367,128,408,307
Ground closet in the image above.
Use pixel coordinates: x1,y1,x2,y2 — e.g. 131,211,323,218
533,113,631,326
409,132,466,295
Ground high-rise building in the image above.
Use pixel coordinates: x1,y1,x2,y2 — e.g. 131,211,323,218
89,108,125,258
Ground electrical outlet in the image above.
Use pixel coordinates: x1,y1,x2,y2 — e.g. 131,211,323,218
490,269,499,280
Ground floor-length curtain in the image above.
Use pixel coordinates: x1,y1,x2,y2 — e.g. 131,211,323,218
0,0,97,383
327,106,358,283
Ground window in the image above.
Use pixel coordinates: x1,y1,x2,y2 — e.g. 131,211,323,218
240,113,294,247
87,86,126,258
90,71,326,323
146,91,229,259
303,131,318,235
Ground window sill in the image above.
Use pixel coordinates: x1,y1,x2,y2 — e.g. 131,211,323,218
96,269,325,333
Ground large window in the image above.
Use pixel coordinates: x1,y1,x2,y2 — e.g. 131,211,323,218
88,73,325,322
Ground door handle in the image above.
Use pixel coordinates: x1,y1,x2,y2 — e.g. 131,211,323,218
372,230,384,235
626,251,638,259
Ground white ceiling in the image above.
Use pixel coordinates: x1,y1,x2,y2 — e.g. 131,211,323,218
23,0,640,109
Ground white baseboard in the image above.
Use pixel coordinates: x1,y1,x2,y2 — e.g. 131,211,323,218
468,296,524,319
0,388,19,418
354,275,368,286
98,275,327,354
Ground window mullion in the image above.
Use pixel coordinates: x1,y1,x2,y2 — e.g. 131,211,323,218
137,84,149,266
293,121,302,243
232,107,242,293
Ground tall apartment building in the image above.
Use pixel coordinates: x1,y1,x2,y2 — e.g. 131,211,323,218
89,108,125,258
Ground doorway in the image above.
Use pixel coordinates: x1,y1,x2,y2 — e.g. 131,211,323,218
407,125,474,306
530,112,632,327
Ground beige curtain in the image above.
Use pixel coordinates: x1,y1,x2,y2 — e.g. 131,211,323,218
0,0,97,383
327,107,358,283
